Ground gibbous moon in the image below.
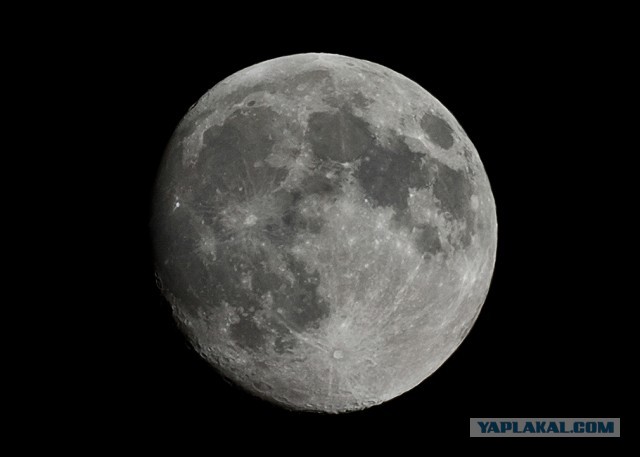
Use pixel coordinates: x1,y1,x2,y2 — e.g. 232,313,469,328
152,53,497,412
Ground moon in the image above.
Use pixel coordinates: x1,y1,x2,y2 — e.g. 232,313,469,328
151,53,497,413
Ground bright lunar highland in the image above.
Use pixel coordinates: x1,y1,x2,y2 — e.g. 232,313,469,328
152,53,497,413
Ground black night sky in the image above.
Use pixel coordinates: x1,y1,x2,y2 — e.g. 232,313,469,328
55,12,629,451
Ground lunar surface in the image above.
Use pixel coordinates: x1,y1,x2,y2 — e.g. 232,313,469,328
152,53,497,413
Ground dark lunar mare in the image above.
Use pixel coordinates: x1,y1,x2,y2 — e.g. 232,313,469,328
153,103,337,340
196,106,290,206
206,243,331,351
306,108,374,162
302,103,478,255
355,134,433,213
421,113,455,149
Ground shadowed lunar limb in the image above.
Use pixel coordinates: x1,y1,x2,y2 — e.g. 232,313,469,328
152,53,497,413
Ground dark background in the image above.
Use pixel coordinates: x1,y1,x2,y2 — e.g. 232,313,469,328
58,12,629,450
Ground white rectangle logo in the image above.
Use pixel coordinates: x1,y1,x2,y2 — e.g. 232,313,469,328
470,418,620,437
